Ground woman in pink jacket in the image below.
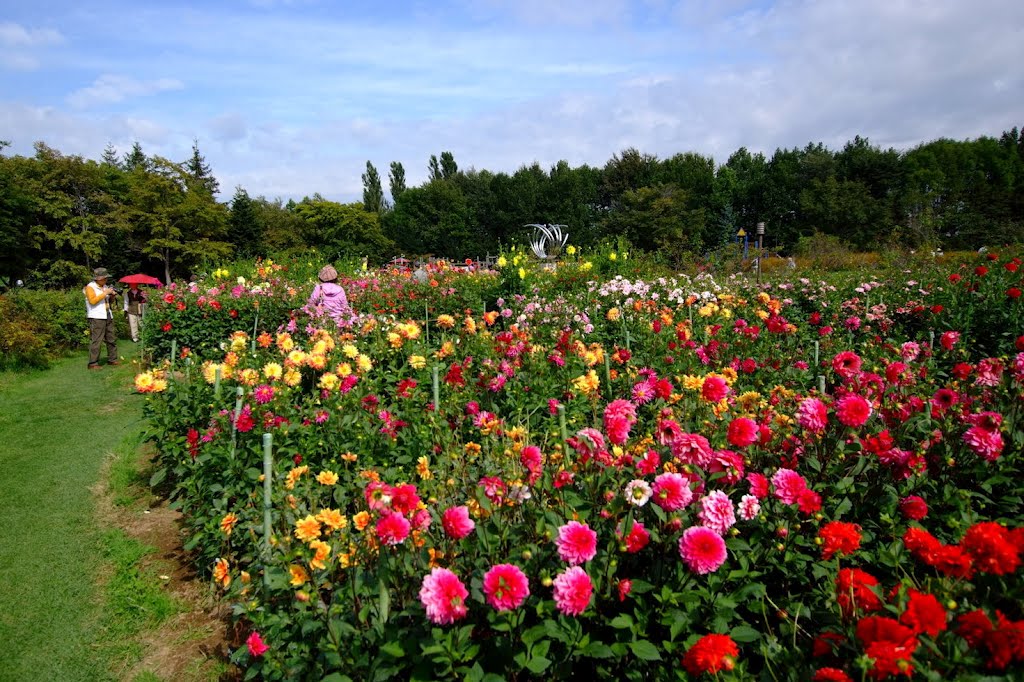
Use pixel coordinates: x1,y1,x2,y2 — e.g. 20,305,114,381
307,265,354,327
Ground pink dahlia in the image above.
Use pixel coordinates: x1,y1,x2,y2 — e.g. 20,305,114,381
603,399,638,445
376,511,411,545
835,394,872,428
556,521,598,564
246,631,269,657
726,417,759,448
963,426,1004,462
832,351,862,378
441,505,475,540
679,526,728,574
898,496,928,521
482,564,530,611
701,375,730,402
520,445,543,474
707,449,745,485
652,472,694,511
419,567,469,625
974,358,1004,387
697,490,736,535
771,468,808,505
552,566,593,616
253,384,275,405
796,397,829,433
671,432,714,467
619,520,651,553
738,494,761,521
747,472,769,499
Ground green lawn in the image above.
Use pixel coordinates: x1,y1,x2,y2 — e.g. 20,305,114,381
0,353,144,682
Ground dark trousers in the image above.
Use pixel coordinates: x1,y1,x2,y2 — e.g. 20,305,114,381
88,317,118,365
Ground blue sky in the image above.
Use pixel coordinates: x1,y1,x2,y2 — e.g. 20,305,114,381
2,0,1022,202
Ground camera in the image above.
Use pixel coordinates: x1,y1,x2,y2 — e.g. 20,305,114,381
107,286,121,296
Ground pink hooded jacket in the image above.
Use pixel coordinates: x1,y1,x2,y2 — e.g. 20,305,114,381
308,282,353,327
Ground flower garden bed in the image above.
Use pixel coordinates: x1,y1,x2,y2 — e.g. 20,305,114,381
137,253,1024,680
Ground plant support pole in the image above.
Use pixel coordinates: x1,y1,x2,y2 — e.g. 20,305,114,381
432,365,440,412
230,387,244,460
262,433,273,588
558,404,569,444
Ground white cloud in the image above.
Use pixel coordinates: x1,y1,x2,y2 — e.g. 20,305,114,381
0,21,62,71
0,21,63,47
2,0,1022,205
209,113,248,142
67,74,184,109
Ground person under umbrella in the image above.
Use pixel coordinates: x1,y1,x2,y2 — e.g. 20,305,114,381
118,274,161,343
122,283,147,342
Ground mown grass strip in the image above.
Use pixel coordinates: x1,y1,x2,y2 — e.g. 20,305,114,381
0,353,144,681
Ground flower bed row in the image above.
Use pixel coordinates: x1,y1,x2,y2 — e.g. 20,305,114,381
139,252,1024,680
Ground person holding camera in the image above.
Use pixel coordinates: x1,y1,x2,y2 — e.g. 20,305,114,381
84,267,119,369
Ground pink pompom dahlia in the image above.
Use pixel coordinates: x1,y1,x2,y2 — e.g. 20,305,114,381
679,526,728,575
556,521,598,564
482,564,530,611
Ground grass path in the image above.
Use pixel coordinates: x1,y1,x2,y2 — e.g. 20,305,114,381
0,353,144,682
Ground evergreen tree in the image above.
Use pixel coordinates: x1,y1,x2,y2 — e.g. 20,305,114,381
428,154,442,181
440,151,458,179
101,143,120,168
362,161,387,213
185,138,219,196
389,161,407,203
123,142,148,172
228,186,264,257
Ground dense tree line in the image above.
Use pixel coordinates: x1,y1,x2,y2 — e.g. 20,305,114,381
2,127,1022,286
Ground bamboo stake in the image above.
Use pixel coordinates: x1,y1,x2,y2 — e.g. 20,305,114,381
262,433,273,588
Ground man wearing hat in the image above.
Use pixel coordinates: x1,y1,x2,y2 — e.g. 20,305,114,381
306,264,354,328
84,267,119,369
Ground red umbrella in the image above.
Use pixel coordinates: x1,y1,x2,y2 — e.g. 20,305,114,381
119,274,163,286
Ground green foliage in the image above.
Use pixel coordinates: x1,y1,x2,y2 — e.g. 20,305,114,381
294,199,394,263
362,161,388,214
389,161,408,203
229,187,265,259
6,127,1024,286
0,288,127,369
136,251,1024,680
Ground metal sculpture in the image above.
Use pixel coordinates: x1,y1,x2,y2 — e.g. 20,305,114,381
526,223,569,261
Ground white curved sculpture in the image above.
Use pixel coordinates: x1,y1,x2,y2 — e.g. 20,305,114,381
527,223,568,260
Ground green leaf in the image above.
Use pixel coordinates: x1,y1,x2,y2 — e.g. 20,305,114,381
730,625,761,643
581,641,615,659
629,640,662,661
524,656,552,674
149,466,167,487
522,624,547,645
378,578,390,625
833,497,853,518
628,579,654,594
380,640,405,658
610,613,635,629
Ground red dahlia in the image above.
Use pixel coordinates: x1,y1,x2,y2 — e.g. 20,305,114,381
682,633,739,675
